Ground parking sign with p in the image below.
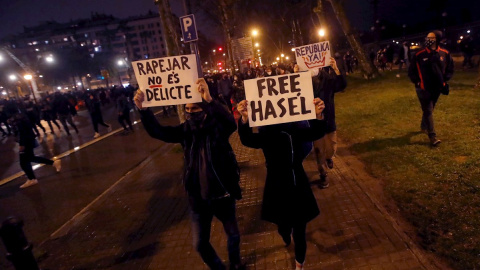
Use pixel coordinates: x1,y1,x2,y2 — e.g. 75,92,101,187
179,14,198,43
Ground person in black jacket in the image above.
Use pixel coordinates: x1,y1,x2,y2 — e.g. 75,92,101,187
134,79,244,270
85,92,111,138
237,97,326,270
310,58,347,188
12,112,61,189
116,90,133,132
53,92,79,136
408,30,454,146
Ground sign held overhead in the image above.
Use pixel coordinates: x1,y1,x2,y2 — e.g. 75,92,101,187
295,41,331,71
132,54,201,107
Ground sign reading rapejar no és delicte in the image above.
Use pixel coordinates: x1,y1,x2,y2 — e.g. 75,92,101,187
244,72,316,127
132,54,201,107
295,41,331,71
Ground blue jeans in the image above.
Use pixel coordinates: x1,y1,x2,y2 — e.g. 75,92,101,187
189,196,240,270
416,88,440,138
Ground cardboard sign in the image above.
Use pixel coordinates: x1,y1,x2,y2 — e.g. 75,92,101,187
132,54,201,107
295,41,331,71
244,72,316,127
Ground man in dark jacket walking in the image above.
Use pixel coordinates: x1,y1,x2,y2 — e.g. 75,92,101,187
408,30,454,146
134,79,244,270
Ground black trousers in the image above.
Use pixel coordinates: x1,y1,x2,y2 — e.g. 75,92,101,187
19,147,53,180
190,196,241,269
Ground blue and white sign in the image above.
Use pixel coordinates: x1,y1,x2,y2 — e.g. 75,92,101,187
179,14,198,43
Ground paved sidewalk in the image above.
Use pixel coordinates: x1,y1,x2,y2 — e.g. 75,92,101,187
34,132,433,270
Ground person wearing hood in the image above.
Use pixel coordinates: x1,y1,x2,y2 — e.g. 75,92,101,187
408,30,454,146
134,79,244,270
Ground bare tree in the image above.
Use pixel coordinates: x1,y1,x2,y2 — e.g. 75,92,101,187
325,0,379,78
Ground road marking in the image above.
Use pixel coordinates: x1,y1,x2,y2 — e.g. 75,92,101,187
0,111,165,186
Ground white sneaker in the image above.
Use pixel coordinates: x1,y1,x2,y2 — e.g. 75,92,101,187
20,179,38,189
53,159,62,172
93,132,101,138
295,260,304,270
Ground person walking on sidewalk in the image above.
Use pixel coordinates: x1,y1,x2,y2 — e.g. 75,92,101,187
237,98,326,270
311,57,347,188
85,92,111,138
12,112,61,189
408,30,454,146
134,79,244,270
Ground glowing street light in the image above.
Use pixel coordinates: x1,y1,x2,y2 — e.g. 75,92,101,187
213,49,216,53
45,56,54,63
24,74,33,80
291,48,295,52
281,54,285,58
276,57,280,61
255,43,259,47
117,60,124,66
9,74,17,81
285,56,289,60
252,29,258,37
318,28,326,37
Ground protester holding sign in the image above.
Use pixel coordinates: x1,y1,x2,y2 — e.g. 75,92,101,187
236,97,326,270
134,78,244,270
312,57,347,188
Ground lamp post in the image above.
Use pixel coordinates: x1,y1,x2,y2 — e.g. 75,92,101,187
23,74,38,104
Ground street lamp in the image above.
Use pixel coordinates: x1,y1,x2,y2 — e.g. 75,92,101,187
45,55,54,63
318,29,326,37
252,29,258,37
9,74,17,81
23,74,38,103
117,60,124,66
255,43,259,47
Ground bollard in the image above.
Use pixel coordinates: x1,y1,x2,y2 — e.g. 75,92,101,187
0,216,39,270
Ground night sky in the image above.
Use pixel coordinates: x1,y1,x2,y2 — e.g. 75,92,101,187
0,0,479,40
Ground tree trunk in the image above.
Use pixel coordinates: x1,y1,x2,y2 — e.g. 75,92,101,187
218,0,235,74
155,0,185,123
326,0,379,78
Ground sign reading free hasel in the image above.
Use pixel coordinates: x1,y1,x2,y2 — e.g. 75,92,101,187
244,72,316,127
132,54,201,107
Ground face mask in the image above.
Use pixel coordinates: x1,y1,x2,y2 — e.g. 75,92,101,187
186,111,206,129
267,72,272,75
425,39,435,47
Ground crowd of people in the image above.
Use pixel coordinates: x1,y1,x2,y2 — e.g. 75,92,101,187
0,85,139,188
0,29,457,269
134,56,346,270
